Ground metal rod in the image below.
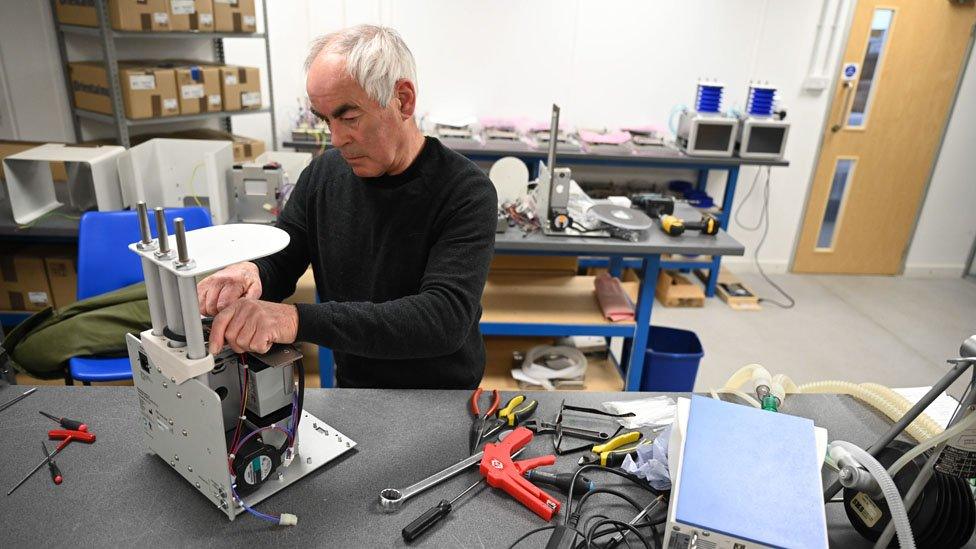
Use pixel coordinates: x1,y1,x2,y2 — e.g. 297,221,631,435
178,277,205,359
154,207,170,255
137,201,152,245
141,258,166,336
0,387,36,414
174,218,190,264
159,270,185,346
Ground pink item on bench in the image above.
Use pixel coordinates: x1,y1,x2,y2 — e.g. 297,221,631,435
594,272,635,322
578,129,632,145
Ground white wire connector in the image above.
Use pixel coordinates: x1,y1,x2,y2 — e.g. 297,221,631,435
278,513,298,526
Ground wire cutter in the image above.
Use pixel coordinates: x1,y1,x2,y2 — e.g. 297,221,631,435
479,425,561,521
469,388,500,454
482,394,539,442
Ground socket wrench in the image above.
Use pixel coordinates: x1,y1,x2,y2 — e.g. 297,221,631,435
379,432,520,513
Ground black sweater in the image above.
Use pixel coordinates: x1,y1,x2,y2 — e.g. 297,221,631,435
252,137,497,389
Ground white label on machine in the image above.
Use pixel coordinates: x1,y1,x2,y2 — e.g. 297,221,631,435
842,62,859,82
244,178,269,196
243,15,256,27
241,91,261,107
224,73,238,86
214,0,235,4
181,84,204,99
153,12,170,25
208,94,222,106
243,455,273,485
170,0,195,15
129,74,156,90
27,292,49,305
850,492,882,527
163,98,178,111
199,13,213,25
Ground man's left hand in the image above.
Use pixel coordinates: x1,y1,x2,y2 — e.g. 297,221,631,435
208,298,298,355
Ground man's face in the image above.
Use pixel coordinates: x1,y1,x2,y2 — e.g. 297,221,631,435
306,53,404,177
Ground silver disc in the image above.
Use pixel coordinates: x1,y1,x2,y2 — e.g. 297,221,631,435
588,203,653,230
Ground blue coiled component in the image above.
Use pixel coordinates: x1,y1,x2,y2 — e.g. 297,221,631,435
747,86,776,117
695,83,724,113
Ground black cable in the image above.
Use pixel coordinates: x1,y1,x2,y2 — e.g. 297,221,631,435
507,525,584,549
586,519,653,549
576,488,644,516
565,465,661,524
732,166,795,309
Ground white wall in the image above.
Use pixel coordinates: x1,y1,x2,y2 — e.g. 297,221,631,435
904,45,976,277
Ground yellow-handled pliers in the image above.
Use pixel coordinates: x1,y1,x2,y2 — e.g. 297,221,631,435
497,395,539,427
582,431,642,466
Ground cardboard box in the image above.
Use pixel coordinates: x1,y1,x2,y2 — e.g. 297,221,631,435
55,0,174,31
44,252,78,309
168,0,215,32
655,269,704,307
173,64,222,114
53,0,99,27
68,62,179,119
0,141,68,182
0,247,53,312
220,66,261,111
233,135,264,162
213,0,256,33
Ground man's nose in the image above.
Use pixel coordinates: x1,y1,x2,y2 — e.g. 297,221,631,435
331,125,350,147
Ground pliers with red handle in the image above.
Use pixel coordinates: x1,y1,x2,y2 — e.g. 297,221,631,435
468,388,500,454
479,425,561,521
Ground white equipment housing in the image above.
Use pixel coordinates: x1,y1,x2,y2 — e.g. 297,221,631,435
1,143,125,224
117,139,234,224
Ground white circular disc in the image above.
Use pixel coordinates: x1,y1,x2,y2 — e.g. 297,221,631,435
488,156,529,206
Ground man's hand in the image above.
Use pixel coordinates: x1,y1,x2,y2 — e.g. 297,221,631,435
208,298,299,355
198,262,262,316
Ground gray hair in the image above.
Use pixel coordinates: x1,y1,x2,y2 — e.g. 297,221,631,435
304,24,417,107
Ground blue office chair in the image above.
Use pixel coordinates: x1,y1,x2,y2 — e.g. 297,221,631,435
67,207,211,385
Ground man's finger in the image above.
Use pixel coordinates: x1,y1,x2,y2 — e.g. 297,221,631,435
222,305,248,351
245,281,262,300
208,307,232,354
236,315,258,354
205,282,228,316
214,283,243,313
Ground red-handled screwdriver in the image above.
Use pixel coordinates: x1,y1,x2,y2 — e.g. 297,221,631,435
38,411,87,432
7,429,95,496
41,442,62,486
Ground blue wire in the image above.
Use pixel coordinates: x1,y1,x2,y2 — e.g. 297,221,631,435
231,482,280,523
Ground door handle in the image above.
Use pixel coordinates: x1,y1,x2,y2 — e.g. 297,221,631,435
830,81,855,133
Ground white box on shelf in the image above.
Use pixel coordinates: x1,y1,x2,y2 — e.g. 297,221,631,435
1,143,125,224
117,139,234,224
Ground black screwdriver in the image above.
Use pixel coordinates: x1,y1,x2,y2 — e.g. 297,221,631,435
524,470,594,496
39,411,87,432
402,478,484,542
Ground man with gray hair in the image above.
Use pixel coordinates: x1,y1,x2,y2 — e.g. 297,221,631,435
198,25,498,389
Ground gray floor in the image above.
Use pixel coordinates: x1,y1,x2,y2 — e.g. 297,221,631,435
651,272,976,397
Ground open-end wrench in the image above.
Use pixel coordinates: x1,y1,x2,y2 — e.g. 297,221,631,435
379,432,521,513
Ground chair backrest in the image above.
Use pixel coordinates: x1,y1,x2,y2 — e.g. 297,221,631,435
76,207,211,300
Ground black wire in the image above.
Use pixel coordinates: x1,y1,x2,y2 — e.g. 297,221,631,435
732,166,795,309
506,525,585,549
586,519,653,549
565,465,661,523
576,488,644,516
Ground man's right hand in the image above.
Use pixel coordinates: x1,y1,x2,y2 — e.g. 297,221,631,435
197,262,262,316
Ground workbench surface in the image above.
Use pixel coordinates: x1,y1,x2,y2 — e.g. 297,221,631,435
0,387,964,548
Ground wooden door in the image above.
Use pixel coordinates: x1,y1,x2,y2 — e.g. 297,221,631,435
793,1,976,274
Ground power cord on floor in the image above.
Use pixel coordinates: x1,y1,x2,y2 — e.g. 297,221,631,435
733,166,795,309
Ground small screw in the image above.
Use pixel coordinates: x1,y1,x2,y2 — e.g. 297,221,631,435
169,461,175,467
177,392,182,399
195,482,200,488
175,455,179,461
337,436,342,442
277,473,284,481
182,429,188,436
188,466,193,472
162,381,168,388
156,366,161,373
220,500,228,509
168,419,174,426
345,441,350,448
170,377,176,383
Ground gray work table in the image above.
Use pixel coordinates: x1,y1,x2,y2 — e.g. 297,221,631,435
0,387,961,548
494,203,742,257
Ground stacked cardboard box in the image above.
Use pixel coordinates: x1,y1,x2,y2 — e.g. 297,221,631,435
54,0,254,33
67,62,260,119
0,246,77,312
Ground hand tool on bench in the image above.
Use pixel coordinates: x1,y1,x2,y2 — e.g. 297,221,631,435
7,428,95,495
469,388,500,453
479,426,561,521
41,442,62,486
577,431,644,467
401,478,485,542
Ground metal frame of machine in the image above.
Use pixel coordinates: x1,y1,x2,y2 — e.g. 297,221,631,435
125,203,354,521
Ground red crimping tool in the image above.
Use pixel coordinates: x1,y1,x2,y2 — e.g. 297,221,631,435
479,425,561,521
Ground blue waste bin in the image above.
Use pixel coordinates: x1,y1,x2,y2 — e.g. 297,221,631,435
640,326,704,392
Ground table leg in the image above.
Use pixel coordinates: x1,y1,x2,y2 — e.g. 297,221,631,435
624,255,661,391
696,169,708,192
704,167,740,297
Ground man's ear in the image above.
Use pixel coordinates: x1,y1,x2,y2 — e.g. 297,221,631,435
393,79,417,119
